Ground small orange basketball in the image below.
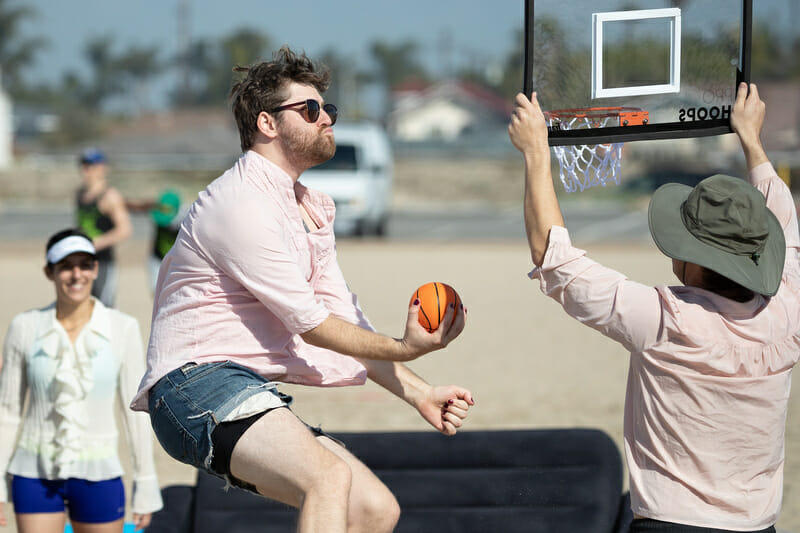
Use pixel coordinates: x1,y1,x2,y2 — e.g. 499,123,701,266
410,282,462,333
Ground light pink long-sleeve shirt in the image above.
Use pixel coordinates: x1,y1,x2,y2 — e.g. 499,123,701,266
131,151,369,411
533,162,800,530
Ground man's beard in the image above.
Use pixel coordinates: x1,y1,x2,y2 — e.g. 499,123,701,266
278,121,336,170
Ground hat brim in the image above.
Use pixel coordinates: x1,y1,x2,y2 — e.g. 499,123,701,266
46,235,97,265
648,182,785,296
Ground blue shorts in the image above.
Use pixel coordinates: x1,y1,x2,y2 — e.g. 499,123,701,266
11,475,125,523
148,361,292,479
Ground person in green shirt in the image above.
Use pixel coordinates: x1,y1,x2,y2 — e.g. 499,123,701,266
126,189,187,292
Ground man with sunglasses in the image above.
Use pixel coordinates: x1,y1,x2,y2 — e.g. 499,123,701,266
132,46,473,533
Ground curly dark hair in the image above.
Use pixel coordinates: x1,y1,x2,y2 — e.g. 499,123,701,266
228,45,331,152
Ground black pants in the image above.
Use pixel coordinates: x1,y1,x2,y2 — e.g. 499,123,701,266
631,518,776,533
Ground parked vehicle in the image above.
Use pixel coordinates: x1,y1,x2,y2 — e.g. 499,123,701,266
299,122,393,236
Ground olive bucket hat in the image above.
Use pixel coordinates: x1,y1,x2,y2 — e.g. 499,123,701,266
648,174,785,296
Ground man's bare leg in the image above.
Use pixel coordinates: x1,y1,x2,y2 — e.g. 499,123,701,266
316,435,400,533
228,408,352,533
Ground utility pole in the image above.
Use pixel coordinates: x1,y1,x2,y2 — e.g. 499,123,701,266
438,28,454,80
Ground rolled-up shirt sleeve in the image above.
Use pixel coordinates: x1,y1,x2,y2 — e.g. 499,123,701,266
193,191,330,335
530,225,663,353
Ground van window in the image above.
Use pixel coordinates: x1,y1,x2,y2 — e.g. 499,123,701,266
312,144,358,171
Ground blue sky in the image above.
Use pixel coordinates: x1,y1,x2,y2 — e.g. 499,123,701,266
16,1,525,86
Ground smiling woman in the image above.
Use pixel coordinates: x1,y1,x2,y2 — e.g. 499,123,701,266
0,228,163,533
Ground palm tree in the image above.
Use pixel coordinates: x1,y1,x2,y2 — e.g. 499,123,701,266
0,0,46,95
369,40,429,89
117,45,162,113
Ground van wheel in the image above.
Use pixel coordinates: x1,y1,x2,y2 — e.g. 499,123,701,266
374,216,388,237
352,220,366,237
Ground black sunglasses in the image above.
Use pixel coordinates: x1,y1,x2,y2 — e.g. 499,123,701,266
270,99,337,125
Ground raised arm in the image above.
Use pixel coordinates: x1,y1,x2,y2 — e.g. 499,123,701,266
730,81,800,253
508,92,564,267
730,82,769,174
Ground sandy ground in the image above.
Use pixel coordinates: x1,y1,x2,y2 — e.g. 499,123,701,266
1,233,800,532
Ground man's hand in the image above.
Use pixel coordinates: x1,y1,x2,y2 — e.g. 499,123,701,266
301,301,465,363
730,82,768,170
399,299,466,361
416,385,475,436
0,501,7,527
508,92,550,158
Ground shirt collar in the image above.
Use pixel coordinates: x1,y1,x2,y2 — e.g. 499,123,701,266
244,149,336,229
35,297,113,346
245,150,296,195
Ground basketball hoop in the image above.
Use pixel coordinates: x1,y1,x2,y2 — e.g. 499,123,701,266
545,107,648,193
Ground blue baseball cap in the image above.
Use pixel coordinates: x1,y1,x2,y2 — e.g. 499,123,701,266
79,147,106,165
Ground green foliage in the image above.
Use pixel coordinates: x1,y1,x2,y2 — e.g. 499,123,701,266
369,40,429,89
172,27,270,108
750,22,799,81
0,0,47,96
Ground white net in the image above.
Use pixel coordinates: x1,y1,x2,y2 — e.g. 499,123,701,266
546,112,623,193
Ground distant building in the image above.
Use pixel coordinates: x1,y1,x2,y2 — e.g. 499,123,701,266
387,80,511,142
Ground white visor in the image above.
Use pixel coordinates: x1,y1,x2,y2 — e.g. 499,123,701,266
46,235,97,264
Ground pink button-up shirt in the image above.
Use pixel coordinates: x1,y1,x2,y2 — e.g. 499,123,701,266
533,163,800,530
132,151,369,411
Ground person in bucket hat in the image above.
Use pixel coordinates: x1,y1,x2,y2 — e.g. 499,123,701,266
649,172,784,299
509,83,800,532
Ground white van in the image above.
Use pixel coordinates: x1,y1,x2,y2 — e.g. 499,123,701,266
299,122,393,237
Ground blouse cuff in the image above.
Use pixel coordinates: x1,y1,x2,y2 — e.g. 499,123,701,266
0,475,8,503
131,476,164,514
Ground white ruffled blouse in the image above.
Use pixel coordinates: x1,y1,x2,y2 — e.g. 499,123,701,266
0,299,163,514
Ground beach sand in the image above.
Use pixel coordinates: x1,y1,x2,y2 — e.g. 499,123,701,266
1,236,799,532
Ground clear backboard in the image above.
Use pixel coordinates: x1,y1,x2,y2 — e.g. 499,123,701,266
524,0,753,146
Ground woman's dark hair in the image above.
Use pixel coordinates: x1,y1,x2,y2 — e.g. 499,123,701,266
45,228,94,267
228,45,331,152
700,267,755,302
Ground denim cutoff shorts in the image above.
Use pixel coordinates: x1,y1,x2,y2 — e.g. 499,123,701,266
148,361,292,477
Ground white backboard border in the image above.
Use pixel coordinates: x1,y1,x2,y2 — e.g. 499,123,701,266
591,8,682,99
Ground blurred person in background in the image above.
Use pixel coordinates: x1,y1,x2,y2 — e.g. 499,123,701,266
0,229,162,533
75,148,132,308
126,189,188,293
